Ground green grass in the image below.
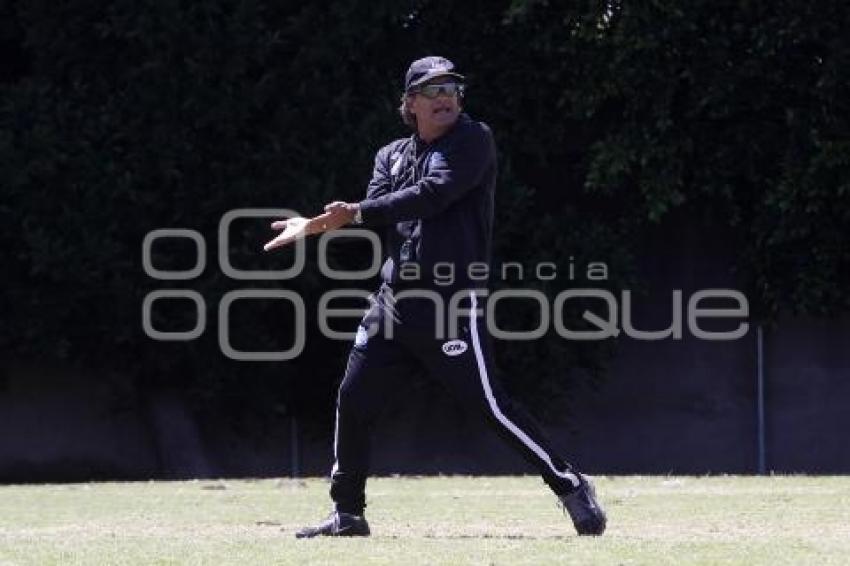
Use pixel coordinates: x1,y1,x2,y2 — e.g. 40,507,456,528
1,475,848,565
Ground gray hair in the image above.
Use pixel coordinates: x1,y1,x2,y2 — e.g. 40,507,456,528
398,92,416,130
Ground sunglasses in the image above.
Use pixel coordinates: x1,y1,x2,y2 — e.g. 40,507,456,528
411,82,464,99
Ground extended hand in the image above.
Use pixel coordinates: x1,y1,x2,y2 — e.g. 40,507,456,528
262,203,360,252
323,201,359,224
263,216,311,251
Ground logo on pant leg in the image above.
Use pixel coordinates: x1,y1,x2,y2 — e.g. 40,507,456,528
441,339,468,357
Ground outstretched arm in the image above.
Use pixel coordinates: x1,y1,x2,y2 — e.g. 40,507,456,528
263,143,396,251
262,206,356,252
358,125,494,225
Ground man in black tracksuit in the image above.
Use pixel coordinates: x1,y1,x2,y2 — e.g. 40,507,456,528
296,57,606,538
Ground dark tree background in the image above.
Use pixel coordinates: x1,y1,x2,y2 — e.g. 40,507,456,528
1,0,848,437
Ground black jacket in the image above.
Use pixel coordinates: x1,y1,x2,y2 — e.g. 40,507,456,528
359,113,498,295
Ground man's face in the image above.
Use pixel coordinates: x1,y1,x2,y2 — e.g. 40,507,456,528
409,76,463,132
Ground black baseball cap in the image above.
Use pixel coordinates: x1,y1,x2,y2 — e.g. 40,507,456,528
405,56,465,92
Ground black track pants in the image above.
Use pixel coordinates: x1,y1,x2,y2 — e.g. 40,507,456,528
329,290,580,514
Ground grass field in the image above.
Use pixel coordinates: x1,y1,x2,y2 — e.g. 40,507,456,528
1,475,848,565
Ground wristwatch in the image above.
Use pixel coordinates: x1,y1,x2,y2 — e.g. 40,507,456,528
352,205,363,225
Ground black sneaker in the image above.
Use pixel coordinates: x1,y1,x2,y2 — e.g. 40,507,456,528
294,511,371,539
559,474,607,535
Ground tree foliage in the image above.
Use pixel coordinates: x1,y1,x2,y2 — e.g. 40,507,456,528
1,0,847,426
